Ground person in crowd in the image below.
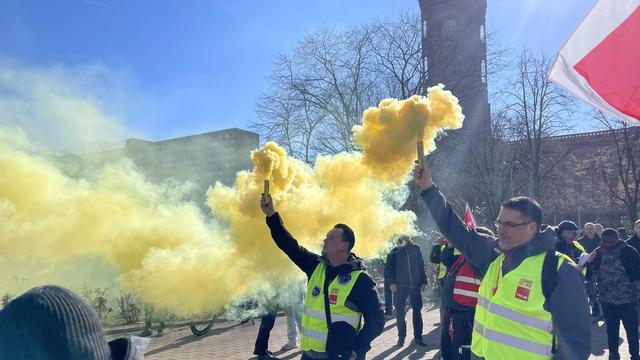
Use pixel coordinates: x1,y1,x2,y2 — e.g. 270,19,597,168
555,220,587,264
413,161,590,360
596,223,604,238
386,235,428,347
579,222,601,253
253,283,304,359
586,228,640,360
580,222,603,318
431,233,460,325
281,281,304,351
260,194,384,360
619,227,630,242
627,219,640,253
439,227,494,360
253,304,280,360
0,285,143,360
380,256,394,320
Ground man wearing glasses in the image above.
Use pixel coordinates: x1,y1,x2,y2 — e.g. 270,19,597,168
413,162,590,360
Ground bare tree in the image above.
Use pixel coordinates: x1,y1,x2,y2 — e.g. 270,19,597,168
501,50,576,200
594,111,640,222
369,12,426,99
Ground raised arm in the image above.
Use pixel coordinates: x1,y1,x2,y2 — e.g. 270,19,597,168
261,194,319,276
413,163,499,274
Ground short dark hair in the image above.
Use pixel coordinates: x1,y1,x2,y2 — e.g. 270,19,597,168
501,197,542,226
334,223,355,250
602,228,618,238
635,219,640,226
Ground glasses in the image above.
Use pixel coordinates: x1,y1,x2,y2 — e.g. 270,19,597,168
495,219,533,229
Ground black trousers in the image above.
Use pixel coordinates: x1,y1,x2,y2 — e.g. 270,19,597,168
395,287,423,340
254,310,278,355
602,301,639,358
440,308,474,360
384,272,393,315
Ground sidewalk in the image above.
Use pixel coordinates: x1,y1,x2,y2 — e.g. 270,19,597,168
138,303,626,359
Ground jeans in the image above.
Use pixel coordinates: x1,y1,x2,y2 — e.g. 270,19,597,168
384,272,393,315
394,287,423,340
284,304,302,343
602,301,639,358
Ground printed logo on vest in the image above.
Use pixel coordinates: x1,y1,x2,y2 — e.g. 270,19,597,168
329,288,339,304
515,279,532,301
338,274,352,285
312,286,321,298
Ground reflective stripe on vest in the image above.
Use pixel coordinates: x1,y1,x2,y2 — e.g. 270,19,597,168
301,262,363,354
451,256,482,306
471,252,564,360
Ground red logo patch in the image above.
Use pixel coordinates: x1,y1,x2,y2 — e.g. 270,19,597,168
329,288,339,304
515,279,532,301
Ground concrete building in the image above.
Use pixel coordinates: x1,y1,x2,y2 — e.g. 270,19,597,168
58,128,259,207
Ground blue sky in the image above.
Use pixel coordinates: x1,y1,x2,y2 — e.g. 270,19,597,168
0,0,595,147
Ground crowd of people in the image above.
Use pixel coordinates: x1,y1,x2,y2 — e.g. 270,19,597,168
2,158,640,360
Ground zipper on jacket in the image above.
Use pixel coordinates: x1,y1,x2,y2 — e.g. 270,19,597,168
405,245,413,287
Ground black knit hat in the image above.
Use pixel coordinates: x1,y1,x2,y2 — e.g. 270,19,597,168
0,285,139,360
557,220,578,233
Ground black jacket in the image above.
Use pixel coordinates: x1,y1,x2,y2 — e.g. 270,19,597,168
386,243,428,289
627,234,640,253
430,244,444,264
555,240,585,264
578,234,600,253
421,186,590,360
266,213,384,357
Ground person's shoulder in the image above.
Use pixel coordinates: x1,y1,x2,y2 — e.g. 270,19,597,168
622,243,640,256
353,271,377,288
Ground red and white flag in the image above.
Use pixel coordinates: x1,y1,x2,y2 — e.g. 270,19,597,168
463,203,477,229
549,0,640,126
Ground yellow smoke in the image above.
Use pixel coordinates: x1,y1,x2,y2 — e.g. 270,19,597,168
0,84,463,314
353,85,464,183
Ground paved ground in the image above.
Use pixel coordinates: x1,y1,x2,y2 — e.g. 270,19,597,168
139,302,626,360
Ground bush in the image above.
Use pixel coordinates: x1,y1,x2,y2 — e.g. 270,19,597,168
117,292,141,325
80,287,113,322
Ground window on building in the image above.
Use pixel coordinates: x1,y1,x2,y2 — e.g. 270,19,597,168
481,60,486,83
423,20,427,38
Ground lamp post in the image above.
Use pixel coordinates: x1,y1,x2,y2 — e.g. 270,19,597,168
503,160,521,197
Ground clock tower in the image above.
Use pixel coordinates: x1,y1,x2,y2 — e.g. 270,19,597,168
419,0,491,139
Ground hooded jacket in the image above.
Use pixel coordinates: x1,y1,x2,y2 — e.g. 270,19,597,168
266,212,384,358
421,186,590,360
386,242,428,289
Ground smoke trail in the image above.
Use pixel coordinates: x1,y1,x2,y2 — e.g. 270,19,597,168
353,85,464,183
0,84,463,314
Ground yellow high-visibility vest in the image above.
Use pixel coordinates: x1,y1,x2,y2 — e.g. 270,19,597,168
472,252,566,360
301,262,363,354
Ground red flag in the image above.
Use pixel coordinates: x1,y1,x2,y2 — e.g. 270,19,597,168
464,203,477,229
549,0,640,126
